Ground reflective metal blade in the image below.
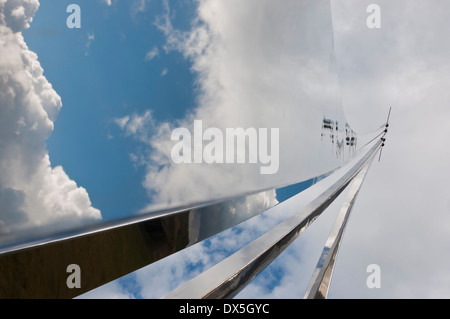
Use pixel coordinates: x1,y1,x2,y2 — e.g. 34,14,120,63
163,140,382,299
303,161,373,299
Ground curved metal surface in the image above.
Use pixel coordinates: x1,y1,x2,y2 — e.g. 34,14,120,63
0,0,353,243
162,139,382,299
303,161,373,299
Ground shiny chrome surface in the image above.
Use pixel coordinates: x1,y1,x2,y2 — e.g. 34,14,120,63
0,0,352,245
0,174,321,299
162,139,382,299
303,162,372,299
0,0,382,299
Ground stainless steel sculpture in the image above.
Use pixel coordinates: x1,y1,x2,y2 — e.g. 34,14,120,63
0,129,387,299
0,0,388,299
162,137,384,299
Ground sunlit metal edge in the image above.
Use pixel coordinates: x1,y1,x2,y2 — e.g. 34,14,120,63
0,127,382,257
303,161,373,299
0,168,330,299
0,175,326,256
162,140,382,299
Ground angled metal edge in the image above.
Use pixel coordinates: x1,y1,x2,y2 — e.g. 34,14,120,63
0,173,325,299
162,140,382,299
303,161,373,299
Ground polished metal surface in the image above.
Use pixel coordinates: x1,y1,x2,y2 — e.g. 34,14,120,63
0,0,352,245
303,162,372,299
0,174,321,299
0,0,383,299
162,139,382,299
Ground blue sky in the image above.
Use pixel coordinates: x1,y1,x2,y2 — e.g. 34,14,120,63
23,0,198,220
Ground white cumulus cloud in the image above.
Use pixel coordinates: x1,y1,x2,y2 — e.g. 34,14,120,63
0,0,101,238
118,0,349,210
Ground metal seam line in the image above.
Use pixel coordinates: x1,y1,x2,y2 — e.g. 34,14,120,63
0,179,312,255
0,181,312,299
0,165,353,299
303,160,373,299
162,139,382,299
0,165,342,257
